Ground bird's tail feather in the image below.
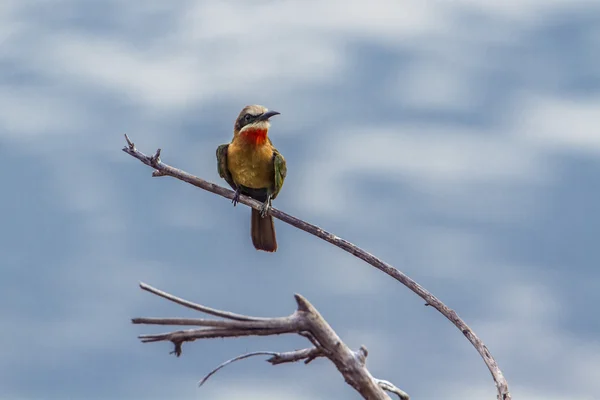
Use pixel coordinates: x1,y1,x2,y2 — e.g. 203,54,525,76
251,209,277,252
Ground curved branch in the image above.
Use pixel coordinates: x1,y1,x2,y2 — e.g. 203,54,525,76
199,348,326,387
123,135,510,400
199,351,279,387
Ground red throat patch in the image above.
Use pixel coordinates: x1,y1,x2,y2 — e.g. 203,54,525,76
241,127,268,145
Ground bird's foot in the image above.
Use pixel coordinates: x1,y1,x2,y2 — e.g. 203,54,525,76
232,188,240,206
259,198,271,218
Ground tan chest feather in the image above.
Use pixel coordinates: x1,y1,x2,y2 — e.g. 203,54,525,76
227,141,274,189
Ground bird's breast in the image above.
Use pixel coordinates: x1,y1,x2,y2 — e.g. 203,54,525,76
227,139,274,190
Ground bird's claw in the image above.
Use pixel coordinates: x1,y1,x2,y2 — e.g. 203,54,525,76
232,189,240,206
259,200,271,218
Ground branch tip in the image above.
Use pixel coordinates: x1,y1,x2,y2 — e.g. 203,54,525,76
151,148,162,165
359,345,368,358
124,133,135,150
294,293,311,312
353,345,368,365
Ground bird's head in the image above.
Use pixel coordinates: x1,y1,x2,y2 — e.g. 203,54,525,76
233,105,280,139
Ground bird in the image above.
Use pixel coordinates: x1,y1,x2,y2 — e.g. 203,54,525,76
216,104,287,252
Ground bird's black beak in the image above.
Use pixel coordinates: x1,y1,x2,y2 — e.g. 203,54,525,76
258,110,280,121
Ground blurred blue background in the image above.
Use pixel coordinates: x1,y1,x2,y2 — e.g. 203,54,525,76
1,1,599,399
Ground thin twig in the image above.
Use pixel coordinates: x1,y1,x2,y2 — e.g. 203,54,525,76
198,351,279,387
132,317,260,327
123,136,510,400
139,282,266,322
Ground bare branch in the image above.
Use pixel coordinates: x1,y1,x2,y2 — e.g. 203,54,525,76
124,137,511,400
134,283,398,400
132,317,270,328
138,326,299,343
139,282,266,322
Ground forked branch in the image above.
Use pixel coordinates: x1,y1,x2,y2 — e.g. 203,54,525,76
133,283,408,400
123,135,510,400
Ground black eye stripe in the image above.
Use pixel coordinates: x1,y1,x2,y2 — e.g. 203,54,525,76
236,111,264,132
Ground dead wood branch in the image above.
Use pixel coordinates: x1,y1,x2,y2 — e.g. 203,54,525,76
123,135,510,400
133,283,406,400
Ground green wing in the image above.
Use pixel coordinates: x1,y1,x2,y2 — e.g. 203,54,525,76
216,144,237,191
271,149,287,200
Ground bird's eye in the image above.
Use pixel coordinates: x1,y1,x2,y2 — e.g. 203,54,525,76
244,114,253,122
